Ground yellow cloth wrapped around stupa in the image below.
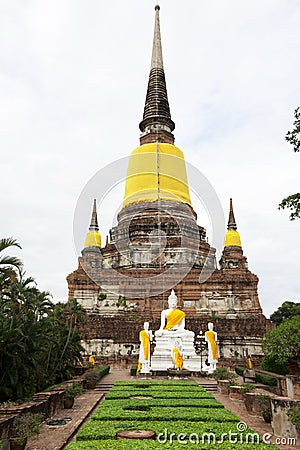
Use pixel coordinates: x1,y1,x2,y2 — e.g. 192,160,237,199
123,142,192,208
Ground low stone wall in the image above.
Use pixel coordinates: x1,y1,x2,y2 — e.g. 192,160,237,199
252,369,300,400
217,379,231,394
271,396,300,439
229,385,245,403
0,389,65,440
277,375,300,400
0,379,87,441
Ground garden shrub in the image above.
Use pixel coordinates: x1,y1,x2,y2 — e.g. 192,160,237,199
261,356,289,375
97,365,110,379
212,367,237,381
91,405,238,422
104,398,223,408
114,380,198,386
235,366,244,376
238,383,256,394
255,372,277,386
105,389,214,400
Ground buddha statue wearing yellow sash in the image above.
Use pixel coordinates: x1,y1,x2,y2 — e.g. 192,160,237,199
137,322,152,374
156,290,187,337
204,322,219,374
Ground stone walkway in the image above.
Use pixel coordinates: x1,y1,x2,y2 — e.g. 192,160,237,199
24,369,299,450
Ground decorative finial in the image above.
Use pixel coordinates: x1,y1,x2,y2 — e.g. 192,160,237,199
139,3,175,142
84,199,101,248
89,199,99,232
228,198,237,231
224,198,242,247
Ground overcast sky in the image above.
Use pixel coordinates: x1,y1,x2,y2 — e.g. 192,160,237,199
0,0,299,318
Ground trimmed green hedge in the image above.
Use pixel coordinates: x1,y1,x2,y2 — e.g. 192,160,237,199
97,365,110,379
235,367,277,386
235,366,244,376
104,398,223,408
76,420,251,441
112,384,200,391
91,405,238,422
67,439,277,449
105,389,215,399
255,372,277,386
114,380,198,386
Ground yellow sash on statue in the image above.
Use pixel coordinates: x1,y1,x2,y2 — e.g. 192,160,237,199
205,330,218,360
136,361,142,375
172,347,183,370
140,330,150,360
164,309,186,330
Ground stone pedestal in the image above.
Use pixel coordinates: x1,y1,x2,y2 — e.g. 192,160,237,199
151,330,201,371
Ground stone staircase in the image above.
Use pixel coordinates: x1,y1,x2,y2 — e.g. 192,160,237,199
197,381,218,393
95,383,114,395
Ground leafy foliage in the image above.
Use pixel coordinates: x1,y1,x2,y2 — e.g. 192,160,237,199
64,382,83,399
105,398,223,409
91,404,237,422
238,383,255,394
262,315,300,369
287,405,300,427
235,366,244,376
12,412,44,440
261,355,289,375
270,300,300,325
279,107,300,219
285,107,300,152
211,367,237,381
0,238,86,401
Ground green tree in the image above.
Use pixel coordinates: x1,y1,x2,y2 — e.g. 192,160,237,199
0,238,86,401
262,315,300,370
0,237,22,276
279,107,300,220
270,300,300,326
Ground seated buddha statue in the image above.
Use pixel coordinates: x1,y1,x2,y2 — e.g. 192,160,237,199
156,290,191,337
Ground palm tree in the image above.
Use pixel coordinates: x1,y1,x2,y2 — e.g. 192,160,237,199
0,238,23,276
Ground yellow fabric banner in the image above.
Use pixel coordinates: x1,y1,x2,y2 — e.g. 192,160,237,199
164,309,186,330
172,347,183,370
205,330,218,360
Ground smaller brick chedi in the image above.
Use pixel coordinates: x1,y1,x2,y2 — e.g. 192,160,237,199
67,5,271,360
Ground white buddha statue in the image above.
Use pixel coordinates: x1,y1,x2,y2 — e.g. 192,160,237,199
151,290,200,372
204,322,219,373
137,321,152,374
156,290,192,337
